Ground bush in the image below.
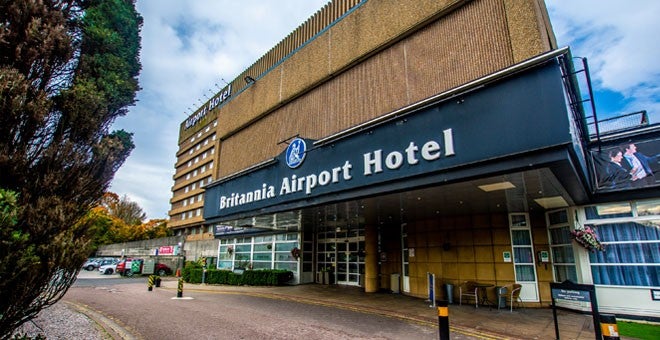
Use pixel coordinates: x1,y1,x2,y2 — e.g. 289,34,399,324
183,267,293,286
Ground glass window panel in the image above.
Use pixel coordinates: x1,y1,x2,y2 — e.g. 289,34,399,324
594,222,660,242
274,243,295,251
637,200,660,216
218,261,232,269
253,253,272,261
589,243,660,264
548,210,568,225
515,265,536,281
510,214,527,227
586,204,633,219
591,265,659,286
348,242,358,251
337,243,346,252
275,253,294,261
235,244,251,252
337,273,347,281
253,244,271,252
512,230,531,245
287,233,298,241
551,245,575,263
349,263,359,273
514,248,533,263
549,227,571,245
554,265,578,282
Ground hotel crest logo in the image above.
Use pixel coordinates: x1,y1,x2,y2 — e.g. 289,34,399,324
286,138,307,169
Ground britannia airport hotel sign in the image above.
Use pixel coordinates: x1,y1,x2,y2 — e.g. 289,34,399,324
204,60,573,222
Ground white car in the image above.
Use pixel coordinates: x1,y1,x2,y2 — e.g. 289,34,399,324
99,263,118,275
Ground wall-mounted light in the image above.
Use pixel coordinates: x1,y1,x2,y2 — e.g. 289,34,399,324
244,76,255,84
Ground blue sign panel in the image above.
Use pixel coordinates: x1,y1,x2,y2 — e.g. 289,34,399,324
286,138,307,168
204,60,573,221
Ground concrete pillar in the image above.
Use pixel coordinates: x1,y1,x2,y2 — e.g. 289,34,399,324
364,223,379,293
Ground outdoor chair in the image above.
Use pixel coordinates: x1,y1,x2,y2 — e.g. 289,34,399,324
499,283,522,312
459,281,479,308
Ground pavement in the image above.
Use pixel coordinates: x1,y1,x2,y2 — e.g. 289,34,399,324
149,278,611,340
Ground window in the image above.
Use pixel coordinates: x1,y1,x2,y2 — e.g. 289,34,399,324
510,213,536,282
209,161,214,169
584,200,660,287
183,200,187,207
582,200,660,287
186,173,190,180
547,209,577,282
198,194,203,201
216,233,299,273
196,208,201,216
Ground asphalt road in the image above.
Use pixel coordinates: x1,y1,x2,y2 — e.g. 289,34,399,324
66,271,440,339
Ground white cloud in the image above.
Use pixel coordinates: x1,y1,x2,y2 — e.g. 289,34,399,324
110,1,327,218
546,0,660,121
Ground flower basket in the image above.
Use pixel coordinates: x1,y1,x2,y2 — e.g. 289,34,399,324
290,247,300,260
570,226,605,252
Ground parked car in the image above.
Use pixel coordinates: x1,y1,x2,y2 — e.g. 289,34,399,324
99,262,118,275
116,258,142,277
82,257,117,271
116,258,171,277
82,258,101,271
154,263,172,276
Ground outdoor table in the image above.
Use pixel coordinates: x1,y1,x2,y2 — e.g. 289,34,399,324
474,283,495,307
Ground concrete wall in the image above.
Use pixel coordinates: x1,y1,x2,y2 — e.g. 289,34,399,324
95,236,218,270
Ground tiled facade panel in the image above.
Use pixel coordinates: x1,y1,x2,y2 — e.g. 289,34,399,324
218,0,527,177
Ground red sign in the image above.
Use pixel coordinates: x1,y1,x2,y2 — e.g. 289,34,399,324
159,246,174,255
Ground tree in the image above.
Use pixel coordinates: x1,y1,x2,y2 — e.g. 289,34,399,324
0,0,142,336
101,192,147,226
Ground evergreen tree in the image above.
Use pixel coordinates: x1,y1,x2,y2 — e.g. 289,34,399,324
0,0,142,336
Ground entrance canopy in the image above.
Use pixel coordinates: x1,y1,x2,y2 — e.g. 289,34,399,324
204,48,591,225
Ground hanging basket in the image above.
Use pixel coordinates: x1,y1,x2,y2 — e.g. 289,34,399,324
571,226,605,252
290,247,301,260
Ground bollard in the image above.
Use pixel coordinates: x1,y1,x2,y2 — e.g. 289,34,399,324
177,277,183,298
436,300,450,340
147,275,154,291
600,314,620,340
155,275,161,287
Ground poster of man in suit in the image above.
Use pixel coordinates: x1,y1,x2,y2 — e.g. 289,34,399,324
592,137,660,191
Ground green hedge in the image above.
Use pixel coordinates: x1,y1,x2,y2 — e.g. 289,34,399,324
182,265,293,286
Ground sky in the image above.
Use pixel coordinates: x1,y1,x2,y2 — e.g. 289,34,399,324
110,0,660,220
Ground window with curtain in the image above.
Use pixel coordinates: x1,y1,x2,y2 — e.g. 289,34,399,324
510,213,536,282
547,209,577,282
585,200,660,287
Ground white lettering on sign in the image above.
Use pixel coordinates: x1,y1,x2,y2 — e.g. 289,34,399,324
217,128,456,212
363,128,455,176
219,182,275,209
185,85,232,130
280,161,353,195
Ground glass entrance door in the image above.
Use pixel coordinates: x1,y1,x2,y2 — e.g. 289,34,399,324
336,239,364,285
316,228,365,286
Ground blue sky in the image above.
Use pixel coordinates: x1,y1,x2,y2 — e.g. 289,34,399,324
110,1,660,219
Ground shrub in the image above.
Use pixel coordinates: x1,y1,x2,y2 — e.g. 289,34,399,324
183,268,293,286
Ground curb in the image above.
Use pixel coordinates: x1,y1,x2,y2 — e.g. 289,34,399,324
65,301,140,340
